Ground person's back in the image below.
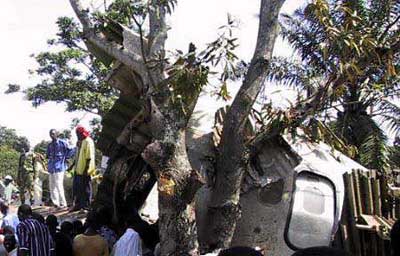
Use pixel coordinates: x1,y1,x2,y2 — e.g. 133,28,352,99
73,233,109,256
111,228,142,256
17,217,54,256
17,204,54,256
54,231,73,256
291,246,350,256
218,246,263,256
73,211,108,256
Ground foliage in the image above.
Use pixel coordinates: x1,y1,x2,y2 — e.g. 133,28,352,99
33,140,50,155
0,146,19,180
4,84,21,94
265,0,400,171
94,0,178,27
24,16,118,116
0,126,30,153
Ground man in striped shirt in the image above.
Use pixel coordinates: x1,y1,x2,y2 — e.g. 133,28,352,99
16,204,55,256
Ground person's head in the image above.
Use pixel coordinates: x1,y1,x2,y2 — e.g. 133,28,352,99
75,126,90,141
46,214,58,231
49,129,58,141
2,225,15,236
4,175,12,185
84,211,100,230
291,246,350,256
31,212,45,224
0,202,9,215
391,219,400,256
96,207,112,227
33,153,45,162
17,204,32,221
3,234,16,252
218,246,263,256
61,221,73,237
72,219,84,236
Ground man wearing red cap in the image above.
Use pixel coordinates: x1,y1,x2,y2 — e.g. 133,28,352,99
70,126,96,211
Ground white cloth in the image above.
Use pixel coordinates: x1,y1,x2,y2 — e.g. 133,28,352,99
111,228,142,256
49,172,67,207
1,213,19,232
8,248,17,256
33,178,43,206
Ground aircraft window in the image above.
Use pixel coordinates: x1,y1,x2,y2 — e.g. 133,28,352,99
285,172,335,250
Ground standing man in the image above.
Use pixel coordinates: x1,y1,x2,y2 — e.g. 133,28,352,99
33,153,48,206
71,126,96,212
2,176,18,204
16,204,54,256
46,129,71,208
17,151,35,205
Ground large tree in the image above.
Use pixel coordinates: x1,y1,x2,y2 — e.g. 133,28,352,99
68,0,286,254
22,16,118,116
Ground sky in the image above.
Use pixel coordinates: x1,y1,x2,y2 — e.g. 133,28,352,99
0,0,304,147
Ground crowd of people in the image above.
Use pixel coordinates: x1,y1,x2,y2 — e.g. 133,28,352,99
0,203,160,256
0,200,366,256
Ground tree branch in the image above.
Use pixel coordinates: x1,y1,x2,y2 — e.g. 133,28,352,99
69,0,147,77
206,0,286,249
379,14,400,43
148,1,168,57
214,0,286,203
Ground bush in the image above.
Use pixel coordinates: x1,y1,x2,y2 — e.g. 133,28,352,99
0,146,19,180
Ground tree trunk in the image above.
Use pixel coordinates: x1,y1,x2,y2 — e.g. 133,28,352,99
205,0,286,250
142,129,203,256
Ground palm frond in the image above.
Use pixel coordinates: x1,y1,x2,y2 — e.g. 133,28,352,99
267,57,321,93
359,128,389,171
376,99,400,136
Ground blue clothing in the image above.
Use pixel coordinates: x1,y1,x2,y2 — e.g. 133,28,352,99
1,213,20,232
46,139,72,173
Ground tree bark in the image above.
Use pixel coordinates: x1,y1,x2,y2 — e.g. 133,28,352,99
205,0,286,250
142,129,202,256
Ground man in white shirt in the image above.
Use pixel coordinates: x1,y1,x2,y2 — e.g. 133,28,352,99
111,216,142,256
0,203,19,232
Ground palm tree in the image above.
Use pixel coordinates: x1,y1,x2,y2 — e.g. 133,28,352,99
266,0,400,172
